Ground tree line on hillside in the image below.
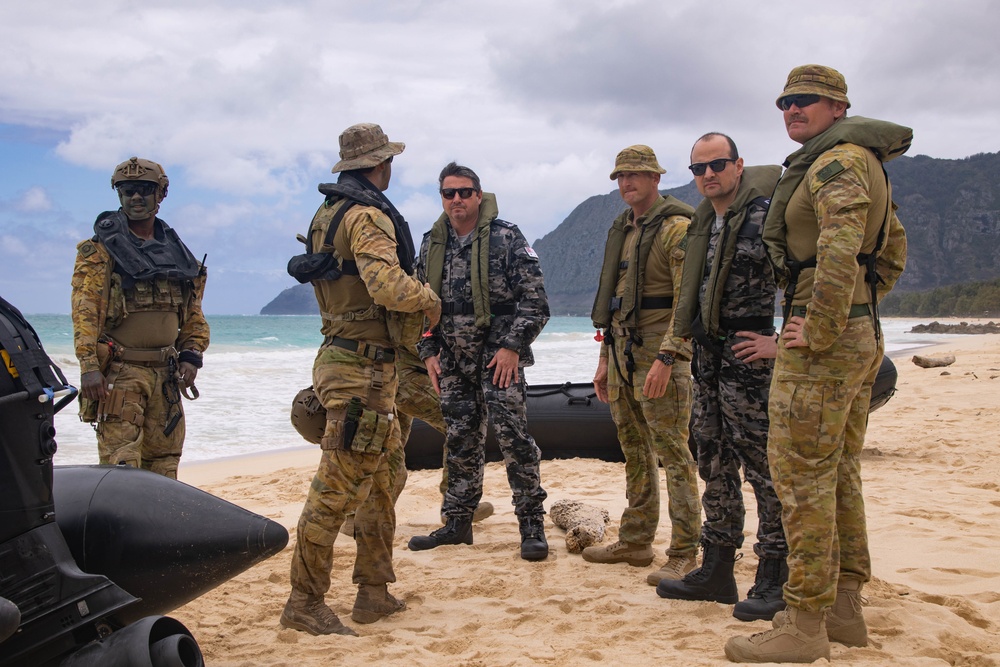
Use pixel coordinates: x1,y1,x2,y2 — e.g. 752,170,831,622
880,278,1000,318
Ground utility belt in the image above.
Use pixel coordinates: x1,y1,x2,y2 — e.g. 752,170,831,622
691,315,776,358
440,301,516,316
608,295,673,313
322,335,396,362
789,304,870,319
116,345,179,367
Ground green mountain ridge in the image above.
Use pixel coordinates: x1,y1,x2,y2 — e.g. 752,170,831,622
261,151,1000,316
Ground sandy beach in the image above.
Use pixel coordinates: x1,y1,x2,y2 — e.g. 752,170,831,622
173,332,1000,666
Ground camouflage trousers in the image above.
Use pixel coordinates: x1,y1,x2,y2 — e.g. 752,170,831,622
95,361,184,479
691,338,786,558
768,317,880,612
438,345,546,519
607,334,700,553
289,345,402,596
391,347,448,502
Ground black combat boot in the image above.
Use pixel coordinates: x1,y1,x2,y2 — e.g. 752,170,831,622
408,516,473,551
656,543,739,603
733,556,788,621
518,514,548,561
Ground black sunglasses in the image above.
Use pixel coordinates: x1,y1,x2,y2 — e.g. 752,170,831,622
688,158,736,177
778,94,821,111
440,187,477,200
117,182,158,197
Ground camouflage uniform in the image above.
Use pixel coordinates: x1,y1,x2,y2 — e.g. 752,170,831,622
599,198,700,553
290,187,439,598
391,344,447,500
417,193,549,520
768,142,907,612
71,222,209,479
674,166,786,558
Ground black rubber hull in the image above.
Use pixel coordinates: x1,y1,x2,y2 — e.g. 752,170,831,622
404,356,897,469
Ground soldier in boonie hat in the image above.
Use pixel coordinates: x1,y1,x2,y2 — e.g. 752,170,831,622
331,122,405,173
609,144,667,180
776,64,851,109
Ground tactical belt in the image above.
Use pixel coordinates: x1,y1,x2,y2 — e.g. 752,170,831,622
440,302,516,315
719,316,775,332
789,304,870,319
608,295,673,312
118,346,178,367
323,336,396,362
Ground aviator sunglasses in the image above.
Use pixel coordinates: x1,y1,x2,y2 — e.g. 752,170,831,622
777,94,821,111
117,182,158,197
440,187,477,200
688,158,736,177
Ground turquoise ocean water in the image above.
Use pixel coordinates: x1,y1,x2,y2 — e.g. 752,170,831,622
26,314,955,466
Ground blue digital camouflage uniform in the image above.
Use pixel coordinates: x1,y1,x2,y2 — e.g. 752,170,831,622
674,165,786,558
768,142,906,612
417,193,549,520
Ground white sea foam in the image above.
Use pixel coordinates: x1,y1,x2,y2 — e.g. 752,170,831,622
42,316,954,465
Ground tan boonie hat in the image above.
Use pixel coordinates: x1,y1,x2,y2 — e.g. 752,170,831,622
609,144,666,180
777,64,851,109
331,123,405,173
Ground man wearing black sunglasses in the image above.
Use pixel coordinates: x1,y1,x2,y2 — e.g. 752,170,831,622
71,156,209,482
725,65,909,664
659,133,786,620
410,162,550,561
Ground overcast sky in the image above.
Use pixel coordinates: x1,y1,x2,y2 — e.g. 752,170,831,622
2,0,998,315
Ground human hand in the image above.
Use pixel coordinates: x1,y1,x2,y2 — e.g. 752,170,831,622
424,355,442,395
780,316,808,348
593,356,609,403
81,370,108,401
732,331,778,362
642,358,672,399
487,348,520,388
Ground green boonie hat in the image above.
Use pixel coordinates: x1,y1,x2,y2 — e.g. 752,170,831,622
331,123,405,173
609,144,666,180
777,64,851,109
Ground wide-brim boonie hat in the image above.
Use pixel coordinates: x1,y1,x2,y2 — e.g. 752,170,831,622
776,64,851,109
609,144,666,180
331,123,405,173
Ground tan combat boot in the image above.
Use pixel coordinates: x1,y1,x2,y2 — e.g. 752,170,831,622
825,574,868,647
581,540,654,566
724,606,830,663
646,552,698,586
351,584,406,624
280,590,358,636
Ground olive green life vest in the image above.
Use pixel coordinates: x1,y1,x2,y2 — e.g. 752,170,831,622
425,193,499,329
674,165,782,340
591,195,694,329
762,116,912,286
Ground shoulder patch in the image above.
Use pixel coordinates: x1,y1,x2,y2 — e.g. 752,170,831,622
492,219,515,229
78,241,98,257
816,160,846,183
678,235,689,251
523,245,538,259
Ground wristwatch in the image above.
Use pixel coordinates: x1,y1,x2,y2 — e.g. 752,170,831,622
655,352,675,366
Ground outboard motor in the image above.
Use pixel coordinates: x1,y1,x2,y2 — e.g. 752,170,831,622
0,295,203,667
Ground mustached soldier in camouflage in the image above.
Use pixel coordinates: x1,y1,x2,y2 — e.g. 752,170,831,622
659,133,787,620
725,65,908,664
281,123,441,637
589,145,702,582
411,162,550,561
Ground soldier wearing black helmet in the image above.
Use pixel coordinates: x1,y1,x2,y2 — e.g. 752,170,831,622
71,157,209,479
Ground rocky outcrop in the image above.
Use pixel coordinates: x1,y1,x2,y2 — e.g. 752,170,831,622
549,499,610,553
909,321,1000,334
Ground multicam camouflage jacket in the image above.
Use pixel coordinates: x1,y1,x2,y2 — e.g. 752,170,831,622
416,193,550,366
70,217,209,375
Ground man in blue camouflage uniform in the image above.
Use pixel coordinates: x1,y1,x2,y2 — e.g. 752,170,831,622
657,133,787,620
588,146,701,584
725,65,908,663
409,162,550,561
